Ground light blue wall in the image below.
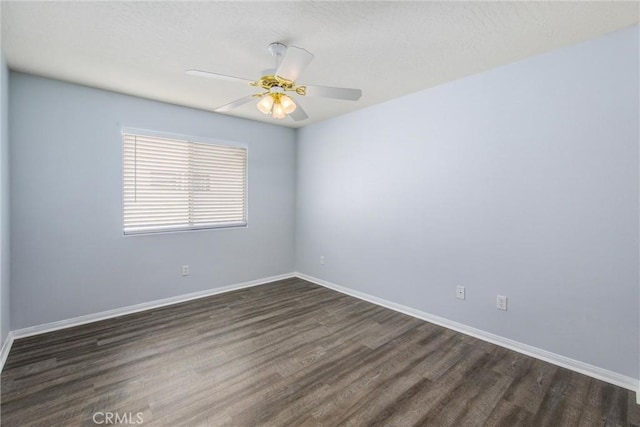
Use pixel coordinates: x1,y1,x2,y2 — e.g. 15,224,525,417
10,73,297,329
0,54,9,344
296,26,640,378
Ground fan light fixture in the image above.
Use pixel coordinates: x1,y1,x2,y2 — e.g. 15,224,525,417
257,93,296,119
186,42,363,122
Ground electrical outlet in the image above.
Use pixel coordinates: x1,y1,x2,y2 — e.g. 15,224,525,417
456,286,465,300
320,256,325,265
182,265,189,276
497,295,507,311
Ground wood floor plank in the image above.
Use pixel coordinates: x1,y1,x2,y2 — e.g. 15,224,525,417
500,357,558,414
1,278,637,426
531,369,592,426
628,392,640,426
484,400,534,427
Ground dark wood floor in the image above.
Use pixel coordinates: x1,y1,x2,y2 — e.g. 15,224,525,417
1,278,638,426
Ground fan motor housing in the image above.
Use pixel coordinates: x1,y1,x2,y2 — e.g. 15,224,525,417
252,75,306,95
255,75,293,90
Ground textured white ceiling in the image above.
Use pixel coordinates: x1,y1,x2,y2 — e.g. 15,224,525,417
1,1,638,128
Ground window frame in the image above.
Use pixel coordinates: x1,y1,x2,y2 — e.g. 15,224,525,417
121,128,249,236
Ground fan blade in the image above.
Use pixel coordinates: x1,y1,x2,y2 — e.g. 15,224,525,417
303,85,362,101
214,95,256,112
186,69,254,85
275,46,314,82
289,103,308,122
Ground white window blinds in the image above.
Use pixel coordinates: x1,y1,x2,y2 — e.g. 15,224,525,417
123,133,247,235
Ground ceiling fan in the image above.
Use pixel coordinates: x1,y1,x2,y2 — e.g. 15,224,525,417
186,42,362,121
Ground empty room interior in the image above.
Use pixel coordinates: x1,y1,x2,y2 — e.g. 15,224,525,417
0,1,639,426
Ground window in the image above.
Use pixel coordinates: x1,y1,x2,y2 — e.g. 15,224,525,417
123,132,247,235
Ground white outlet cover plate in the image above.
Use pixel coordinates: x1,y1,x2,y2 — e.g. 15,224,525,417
497,295,507,311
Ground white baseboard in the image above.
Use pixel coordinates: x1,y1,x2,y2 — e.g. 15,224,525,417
5,270,639,397
294,272,639,393
11,272,296,340
0,331,14,372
